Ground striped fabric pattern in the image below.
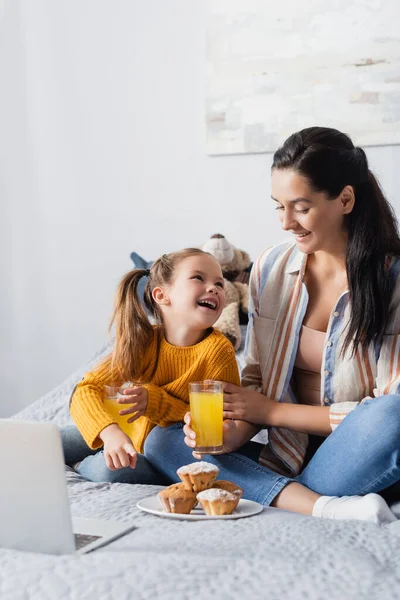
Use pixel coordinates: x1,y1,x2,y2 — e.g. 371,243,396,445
242,242,400,477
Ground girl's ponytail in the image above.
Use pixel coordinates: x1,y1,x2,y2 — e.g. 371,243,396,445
105,247,210,381
109,268,154,381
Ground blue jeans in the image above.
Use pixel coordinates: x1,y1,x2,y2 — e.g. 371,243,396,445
60,425,167,484
144,394,400,505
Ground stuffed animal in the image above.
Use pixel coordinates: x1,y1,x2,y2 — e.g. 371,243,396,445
202,234,251,350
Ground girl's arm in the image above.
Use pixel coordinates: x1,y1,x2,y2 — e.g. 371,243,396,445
70,358,125,449
143,384,191,426
142,335,241,428
144,341,241,426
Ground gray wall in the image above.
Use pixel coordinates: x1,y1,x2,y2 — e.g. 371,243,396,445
1,0,399,415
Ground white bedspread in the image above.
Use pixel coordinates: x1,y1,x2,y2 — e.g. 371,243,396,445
2,338,400,600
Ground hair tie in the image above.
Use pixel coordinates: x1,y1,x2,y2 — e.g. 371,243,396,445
144,269,151,277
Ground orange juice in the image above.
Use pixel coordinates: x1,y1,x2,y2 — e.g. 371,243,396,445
103,397,134,439
189,390,223,453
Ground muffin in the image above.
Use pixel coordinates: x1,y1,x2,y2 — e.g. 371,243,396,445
212,480,244,499
158,483,197,514
196,488,240,516
177,461,219,493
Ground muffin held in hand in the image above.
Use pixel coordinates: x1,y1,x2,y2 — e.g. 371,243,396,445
177,461,219,493
158,483,197,514
212,480,244,499
197,488,240,516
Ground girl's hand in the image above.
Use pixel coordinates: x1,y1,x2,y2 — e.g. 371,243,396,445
223,383,275,425
99,424,137,470
117,385,148,423
183,412,247,459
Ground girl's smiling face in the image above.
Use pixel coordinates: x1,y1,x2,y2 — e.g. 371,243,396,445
271,169,352,254
154,253,226,331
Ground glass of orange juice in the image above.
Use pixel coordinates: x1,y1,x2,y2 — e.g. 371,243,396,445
103,383,135,439
189,381,224,454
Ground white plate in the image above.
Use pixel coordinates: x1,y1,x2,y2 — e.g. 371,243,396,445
136,495,264,521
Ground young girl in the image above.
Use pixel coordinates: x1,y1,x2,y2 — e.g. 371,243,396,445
61,248,240,483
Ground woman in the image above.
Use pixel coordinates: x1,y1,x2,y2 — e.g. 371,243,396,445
144,127,400,524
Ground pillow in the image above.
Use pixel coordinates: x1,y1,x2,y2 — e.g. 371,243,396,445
130,252,153,271
130,252,153,312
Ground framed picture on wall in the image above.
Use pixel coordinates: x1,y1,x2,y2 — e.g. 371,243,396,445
206,0,400,155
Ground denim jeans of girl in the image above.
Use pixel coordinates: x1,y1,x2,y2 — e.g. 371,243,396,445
60,425,167,484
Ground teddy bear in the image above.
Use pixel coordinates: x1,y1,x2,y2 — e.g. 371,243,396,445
202,233,251,350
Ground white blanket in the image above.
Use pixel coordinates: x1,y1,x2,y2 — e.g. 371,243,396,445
2,338,400,600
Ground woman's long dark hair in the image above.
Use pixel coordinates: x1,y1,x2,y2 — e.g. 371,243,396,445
272,126,400,355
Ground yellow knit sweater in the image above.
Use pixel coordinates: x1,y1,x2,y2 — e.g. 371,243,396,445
70,328,240,453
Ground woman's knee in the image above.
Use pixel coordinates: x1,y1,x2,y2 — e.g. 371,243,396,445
359,394,400,447
363,394,400,424
143,426,162,461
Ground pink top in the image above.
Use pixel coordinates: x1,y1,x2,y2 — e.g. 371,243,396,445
293,325,326,406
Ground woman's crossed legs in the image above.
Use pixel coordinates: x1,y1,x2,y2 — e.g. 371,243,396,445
144,394,400,522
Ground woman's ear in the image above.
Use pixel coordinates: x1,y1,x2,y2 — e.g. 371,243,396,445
152,287,170,306
340,185,355,215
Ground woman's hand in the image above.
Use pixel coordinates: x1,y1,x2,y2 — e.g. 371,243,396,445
99,424,137,470
117,385,148,423
223,383,275,425
183,412,248,459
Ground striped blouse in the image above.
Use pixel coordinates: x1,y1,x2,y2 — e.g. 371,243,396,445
242,242,400,477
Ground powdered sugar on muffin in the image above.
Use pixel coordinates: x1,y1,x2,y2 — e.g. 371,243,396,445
212,480,244,498
197,488,237,502
196,487,240,515
177,461,219,492
177,462,219,476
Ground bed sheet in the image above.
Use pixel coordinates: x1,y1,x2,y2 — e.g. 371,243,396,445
2,332,400,599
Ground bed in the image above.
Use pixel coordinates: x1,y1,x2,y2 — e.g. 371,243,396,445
2,329,400,600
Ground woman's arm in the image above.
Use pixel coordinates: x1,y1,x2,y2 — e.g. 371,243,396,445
269,402,331,436
223,383,332,436
227,420,261,449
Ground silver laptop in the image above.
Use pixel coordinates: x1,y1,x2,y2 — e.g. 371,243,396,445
0,420,136,555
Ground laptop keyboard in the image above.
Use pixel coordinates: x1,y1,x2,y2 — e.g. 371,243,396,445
74,533,102,550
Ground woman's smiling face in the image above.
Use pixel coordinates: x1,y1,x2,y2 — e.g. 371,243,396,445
271,169,350,254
